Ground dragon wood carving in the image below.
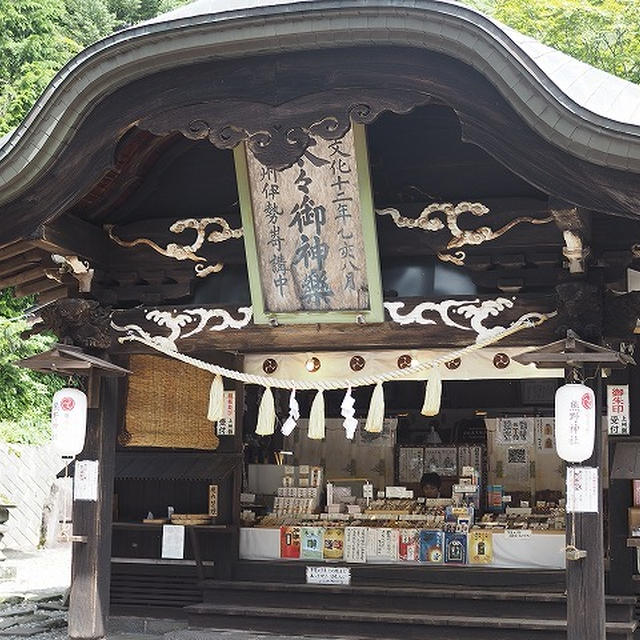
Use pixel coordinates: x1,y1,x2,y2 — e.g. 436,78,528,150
377,202,553,265
105,217,243,277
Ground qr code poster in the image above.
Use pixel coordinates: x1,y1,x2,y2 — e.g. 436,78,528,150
507,447,528,465
496,418,534,446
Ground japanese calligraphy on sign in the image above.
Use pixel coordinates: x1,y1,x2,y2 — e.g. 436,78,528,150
216,390,236,436
607,385,630,435
566,466,598,513
496,417,534,446
236,124,383,323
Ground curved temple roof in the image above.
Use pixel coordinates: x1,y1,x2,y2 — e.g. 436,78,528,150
1,0,640,220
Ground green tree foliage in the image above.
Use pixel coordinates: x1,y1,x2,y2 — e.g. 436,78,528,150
465,0,640,83
0,0,81,135
63,0,115,47
0,290,70,444
0,0,192,135
0,0,191,441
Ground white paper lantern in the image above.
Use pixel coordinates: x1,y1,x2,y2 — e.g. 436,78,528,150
554,383,595,463
51,388,88,457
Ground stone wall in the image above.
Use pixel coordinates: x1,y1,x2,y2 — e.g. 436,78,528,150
0,443,66,550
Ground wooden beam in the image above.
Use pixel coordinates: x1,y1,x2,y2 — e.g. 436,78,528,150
30,214,112,266
0,241,36,263
37,285,70,304
68,375,120,640
111,295,559,353
0,250,44,278
0,265,49,289
15,276,66,297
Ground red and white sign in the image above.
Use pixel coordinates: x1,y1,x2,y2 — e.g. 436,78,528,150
216,390,236,436
607,385,630,436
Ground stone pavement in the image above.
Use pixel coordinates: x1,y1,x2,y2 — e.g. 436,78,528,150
108,620,365,640
109,633,364,640
0,547,71,600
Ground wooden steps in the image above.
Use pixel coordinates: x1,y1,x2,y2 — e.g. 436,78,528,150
185,579,638,640
186,601,637,640
198,580,636,622
232,559,566,590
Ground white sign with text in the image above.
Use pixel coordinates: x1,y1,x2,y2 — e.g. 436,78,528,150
306,566,351,585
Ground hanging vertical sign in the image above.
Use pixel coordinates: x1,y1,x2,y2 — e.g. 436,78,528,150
235,124,383,324
73,460,99,501
216,390,236,436
607,385,630,435
566,466,599,513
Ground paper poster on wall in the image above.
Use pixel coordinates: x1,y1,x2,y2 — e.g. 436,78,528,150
423,447,457,476
566,466,599,513
398,447,424,483
469,530,493,564
161,524,185,559
419,530,444,563
607,385,630,436
344,527,367,563
398,529,420,562
357,418,397,446
534,418,556,453
300,527,324,560
73,460,99,501
323,527,344,560
496,417,534,446
505,447,530,482
457,446,483,475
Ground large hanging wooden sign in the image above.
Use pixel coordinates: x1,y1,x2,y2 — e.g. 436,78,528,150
235,124,383,324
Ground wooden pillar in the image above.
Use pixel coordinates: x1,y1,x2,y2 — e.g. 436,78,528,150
68,374,119,640
566,370,606,640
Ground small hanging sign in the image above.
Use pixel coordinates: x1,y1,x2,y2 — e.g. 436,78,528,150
607,385,630,436
208,484,218,517
73,460,99,502
566,466,599,513
216,390,236,436
306,565,351,585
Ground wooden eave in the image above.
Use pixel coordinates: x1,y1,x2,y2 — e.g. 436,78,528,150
513,333,635,369
2,2,640,247
17,344,130,376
